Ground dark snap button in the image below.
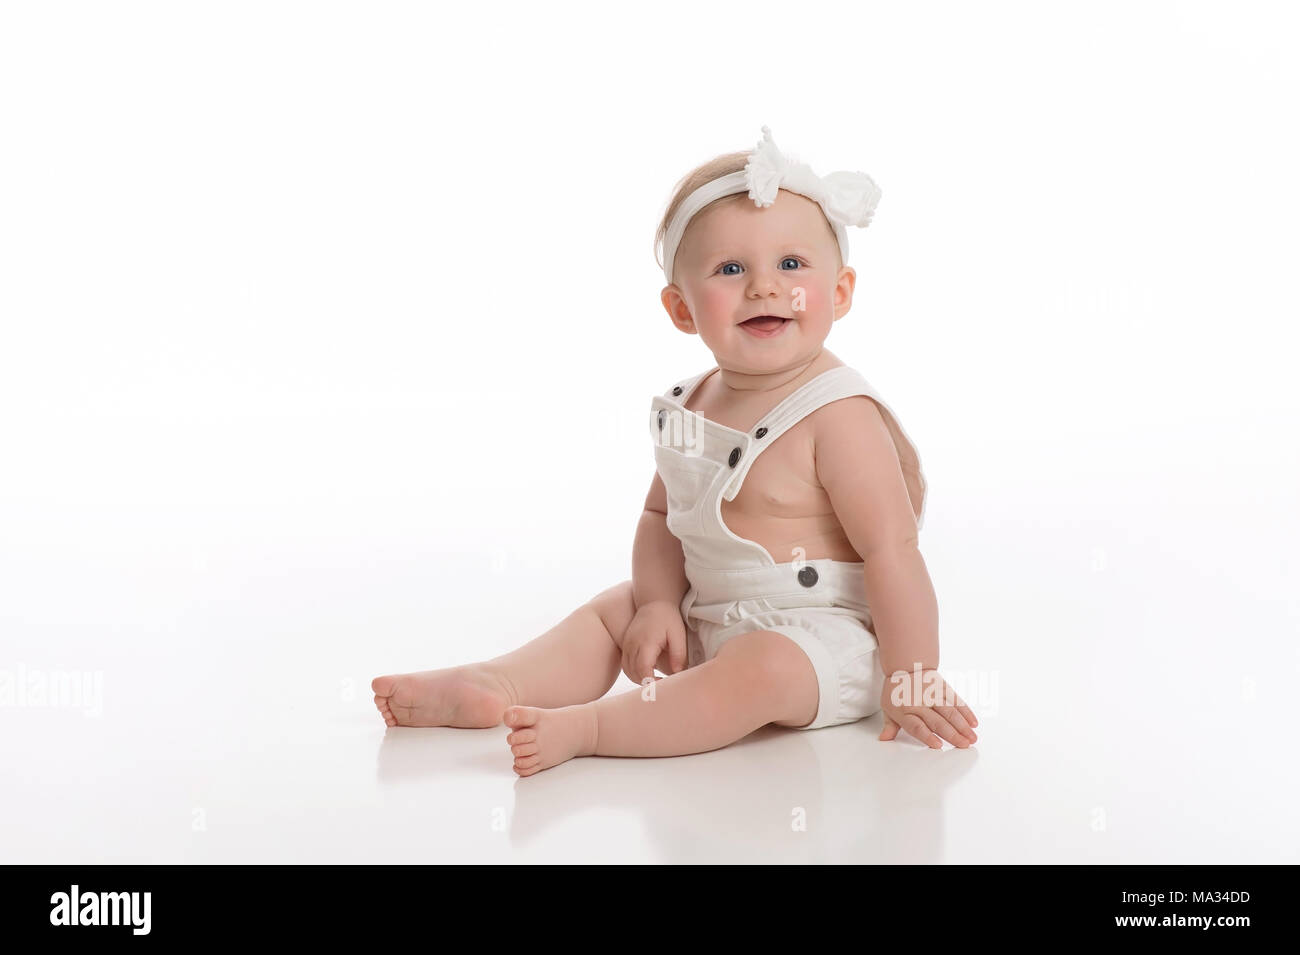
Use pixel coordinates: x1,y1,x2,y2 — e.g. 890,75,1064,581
797,566,819,587
728,447,741,467
657,409,666,430
755,426,768,439
671,386,683,396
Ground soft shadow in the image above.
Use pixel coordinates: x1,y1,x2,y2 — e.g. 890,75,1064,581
504,714,977,863
374,724,505,782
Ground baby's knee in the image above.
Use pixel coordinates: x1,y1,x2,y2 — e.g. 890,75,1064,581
589,578,634,609
716,630,817,709
588,579,636,643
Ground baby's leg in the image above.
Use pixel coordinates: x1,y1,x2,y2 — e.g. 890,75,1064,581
504,629,820,776
372,580,637,728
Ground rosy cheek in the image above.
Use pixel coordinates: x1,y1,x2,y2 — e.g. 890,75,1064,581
788,283,829,318
697,285,737,328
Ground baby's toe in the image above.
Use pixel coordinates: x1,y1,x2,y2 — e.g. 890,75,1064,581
514,754,541,770
511,742,538,758
504,705,541,730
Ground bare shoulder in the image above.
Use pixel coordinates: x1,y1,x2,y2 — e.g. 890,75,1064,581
811,393,918,553
810,394,893,448
810,394,902,477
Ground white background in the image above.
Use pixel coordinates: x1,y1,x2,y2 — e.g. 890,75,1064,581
1,0,1297,863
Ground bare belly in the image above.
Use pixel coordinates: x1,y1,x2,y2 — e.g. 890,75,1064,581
721,505,862,563
683,355,864,565
718,414,864,565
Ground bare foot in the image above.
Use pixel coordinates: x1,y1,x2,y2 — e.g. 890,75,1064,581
503,704,598,777
371,665,516,728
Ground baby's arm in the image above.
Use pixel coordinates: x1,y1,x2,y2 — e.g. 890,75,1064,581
632,470,689,613
813,397,937,675
625,470,691,678
813,397,977,747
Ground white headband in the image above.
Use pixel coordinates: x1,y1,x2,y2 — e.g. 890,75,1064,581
659,125,882,286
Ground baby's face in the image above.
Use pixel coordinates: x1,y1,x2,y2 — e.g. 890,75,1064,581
662,188,855,374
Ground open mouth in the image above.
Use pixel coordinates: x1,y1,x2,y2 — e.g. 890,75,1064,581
739,315,791,337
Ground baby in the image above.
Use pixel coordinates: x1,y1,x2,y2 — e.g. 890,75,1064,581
373,126,978,776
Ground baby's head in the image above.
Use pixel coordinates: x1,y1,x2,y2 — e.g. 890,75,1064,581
654,133,871,375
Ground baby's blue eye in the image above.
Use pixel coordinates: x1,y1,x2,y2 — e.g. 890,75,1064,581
717,257,802,275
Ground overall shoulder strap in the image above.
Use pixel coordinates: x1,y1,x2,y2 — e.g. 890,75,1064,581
721,366,929,530
663,367,715,402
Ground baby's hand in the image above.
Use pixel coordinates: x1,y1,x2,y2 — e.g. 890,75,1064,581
878,667,978,749
621,600,687,686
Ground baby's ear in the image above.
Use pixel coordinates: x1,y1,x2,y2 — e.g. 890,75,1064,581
660,285,696,333
833,266,857,318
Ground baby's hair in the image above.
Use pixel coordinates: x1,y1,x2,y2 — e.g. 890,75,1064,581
654,150,750,282
654,148,843,284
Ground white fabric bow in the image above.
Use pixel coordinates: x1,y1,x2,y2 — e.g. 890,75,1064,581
744,125,881,229
659,125,881,285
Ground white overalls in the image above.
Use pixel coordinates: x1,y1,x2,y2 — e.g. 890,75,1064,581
649,363,928,730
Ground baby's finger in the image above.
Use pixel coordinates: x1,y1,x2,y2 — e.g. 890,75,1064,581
636,642,660,686
622,644,641,685
937,705,978,742
914,706,973,749
901,712,943,749
942,686,978,729
878,716,900,741
930,714,974,748
666,627,687,674
653,648,672,675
